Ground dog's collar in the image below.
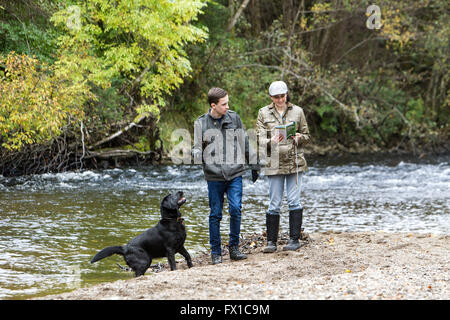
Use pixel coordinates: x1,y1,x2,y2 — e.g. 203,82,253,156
161,217,184,223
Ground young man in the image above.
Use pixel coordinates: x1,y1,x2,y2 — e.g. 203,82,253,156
192,87,259,265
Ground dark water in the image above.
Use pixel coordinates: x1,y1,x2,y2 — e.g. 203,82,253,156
0,154,449,299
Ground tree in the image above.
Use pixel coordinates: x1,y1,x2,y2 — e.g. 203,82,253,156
1,0,209,174
51,0,208,120
0,52,91,150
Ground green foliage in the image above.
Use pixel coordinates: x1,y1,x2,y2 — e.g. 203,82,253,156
316,102,338,135
88,82,126,124
159,110,192,153
406,98,424,123
51,0,208,118
0,52,91,150
0,21,59,63
0,0,63,63
217,44,277,129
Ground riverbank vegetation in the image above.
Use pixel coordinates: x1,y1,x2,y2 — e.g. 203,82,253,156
1,0,448,176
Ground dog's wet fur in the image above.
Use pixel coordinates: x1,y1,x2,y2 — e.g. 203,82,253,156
90,191,192,277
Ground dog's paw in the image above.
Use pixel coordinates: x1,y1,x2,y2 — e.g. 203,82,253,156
116,263,131,272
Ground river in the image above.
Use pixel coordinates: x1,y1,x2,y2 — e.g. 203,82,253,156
0,154,449,299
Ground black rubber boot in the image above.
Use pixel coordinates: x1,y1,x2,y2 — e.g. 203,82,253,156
263,214,280,253
229,245,247,260
283,208,303,251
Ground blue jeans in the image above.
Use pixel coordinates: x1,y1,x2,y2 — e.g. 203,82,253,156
207,176,243,255
267,173,303,215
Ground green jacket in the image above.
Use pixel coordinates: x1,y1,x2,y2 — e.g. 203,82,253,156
256,102,310,175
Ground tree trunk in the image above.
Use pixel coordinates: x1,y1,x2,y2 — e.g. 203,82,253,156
319,0,339,65
227,0,251,32
249,0,261,34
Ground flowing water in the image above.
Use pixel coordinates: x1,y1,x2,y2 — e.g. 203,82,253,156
0,154,449,299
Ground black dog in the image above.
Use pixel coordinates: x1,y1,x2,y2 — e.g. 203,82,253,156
90,191,193,277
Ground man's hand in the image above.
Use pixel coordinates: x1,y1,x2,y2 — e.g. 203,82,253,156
251,170,259,183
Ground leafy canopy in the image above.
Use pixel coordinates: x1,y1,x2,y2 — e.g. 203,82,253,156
51,0,208,118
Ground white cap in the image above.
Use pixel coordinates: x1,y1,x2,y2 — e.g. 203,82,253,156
269,81,288,96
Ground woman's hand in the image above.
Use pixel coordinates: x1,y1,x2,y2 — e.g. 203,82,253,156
271,132,284,144
290,133,301,145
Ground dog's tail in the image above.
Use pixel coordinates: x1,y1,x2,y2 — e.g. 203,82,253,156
90,246,124,263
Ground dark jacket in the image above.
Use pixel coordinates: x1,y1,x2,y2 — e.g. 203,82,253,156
192,110,259,181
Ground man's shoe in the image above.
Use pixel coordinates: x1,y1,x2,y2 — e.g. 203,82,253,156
282,208,303,251
229,245,247,260
211,254,222,265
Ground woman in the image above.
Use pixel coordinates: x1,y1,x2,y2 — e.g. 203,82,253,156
256,80,310,252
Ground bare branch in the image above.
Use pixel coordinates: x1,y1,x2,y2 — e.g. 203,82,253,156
89,114,147,150
336,36,384,63
80,120,86,169
282,2,304,78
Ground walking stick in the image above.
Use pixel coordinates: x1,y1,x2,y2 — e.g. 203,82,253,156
294,137,299,186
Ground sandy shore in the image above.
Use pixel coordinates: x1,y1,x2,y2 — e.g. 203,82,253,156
37,231,449,300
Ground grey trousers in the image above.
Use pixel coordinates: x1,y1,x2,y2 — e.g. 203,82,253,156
267,173,303,215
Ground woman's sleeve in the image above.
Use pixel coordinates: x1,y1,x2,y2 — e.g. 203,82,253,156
297,108,310,146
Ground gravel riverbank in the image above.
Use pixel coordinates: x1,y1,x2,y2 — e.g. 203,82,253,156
37,231,449,300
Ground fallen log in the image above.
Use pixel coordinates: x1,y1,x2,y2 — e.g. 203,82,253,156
85,149,156,160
